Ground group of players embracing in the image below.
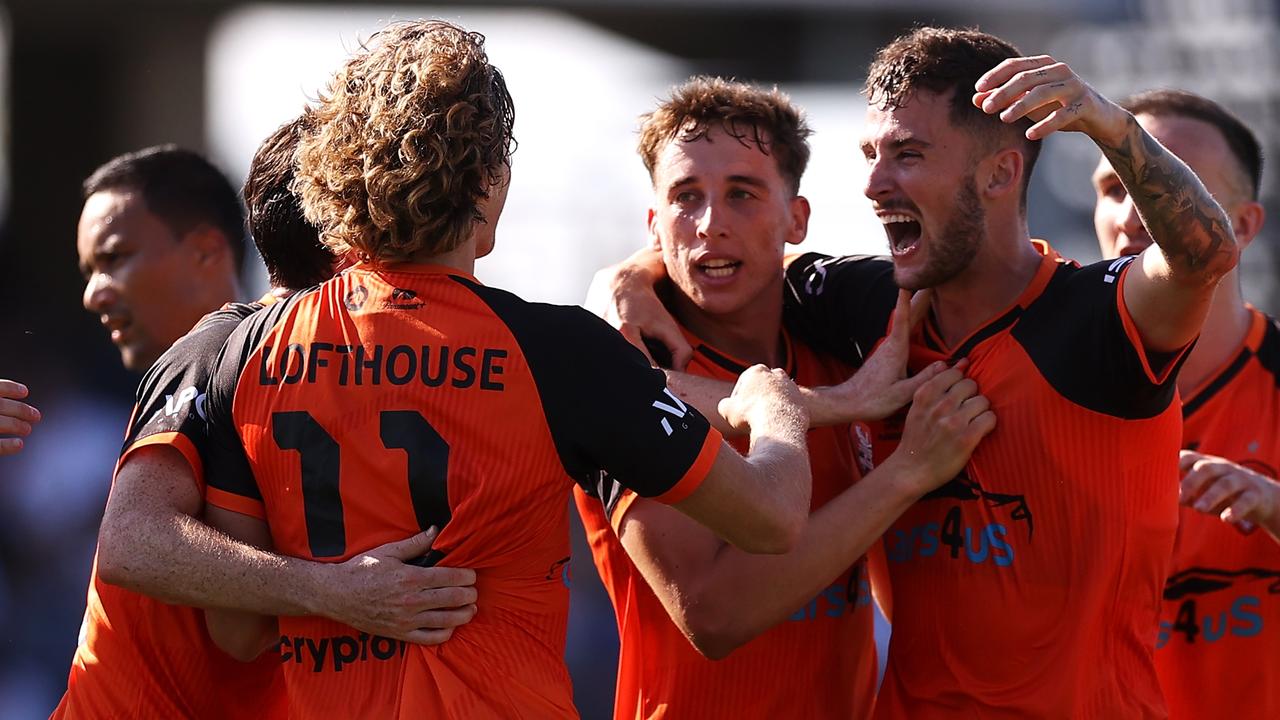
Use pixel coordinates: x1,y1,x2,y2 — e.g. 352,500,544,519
4,15,1274,720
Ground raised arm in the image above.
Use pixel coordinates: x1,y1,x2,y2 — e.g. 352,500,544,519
974,55,1238,352
97,445,478,652
619,365,995,658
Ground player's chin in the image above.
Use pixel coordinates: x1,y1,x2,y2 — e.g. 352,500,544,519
118,341,154,372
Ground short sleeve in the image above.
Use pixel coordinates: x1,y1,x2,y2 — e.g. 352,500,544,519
453,278,722,503
1014,256,1192,419
201,306,283,519
783,252,899,368
118,305,257,490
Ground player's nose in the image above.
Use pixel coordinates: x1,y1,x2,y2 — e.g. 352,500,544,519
695,200,729,240
863,156,894,201
82,272,119,315
1117,196,1147,240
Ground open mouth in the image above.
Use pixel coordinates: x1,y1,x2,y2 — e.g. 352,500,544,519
881,213,922,255
698,258,742,279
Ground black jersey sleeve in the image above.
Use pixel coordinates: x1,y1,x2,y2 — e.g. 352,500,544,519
118,304,260,482
782,252,899,368
1014,256,1189,419
202,295,309,512
453,277,719,501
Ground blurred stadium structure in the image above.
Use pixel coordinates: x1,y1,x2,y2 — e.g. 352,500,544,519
0,1,1275,717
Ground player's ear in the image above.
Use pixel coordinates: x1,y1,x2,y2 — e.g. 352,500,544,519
1231,200,1265,251
184,225,233,268
786,195,811,247
648,207,662,251
981,147,1024,202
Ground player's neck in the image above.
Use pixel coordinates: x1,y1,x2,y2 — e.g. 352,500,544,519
400,240,478,276
665,284,786,368
930,232,1043,349
1177,270,1251,394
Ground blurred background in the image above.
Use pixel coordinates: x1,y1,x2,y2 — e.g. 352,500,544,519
0,0,1276,717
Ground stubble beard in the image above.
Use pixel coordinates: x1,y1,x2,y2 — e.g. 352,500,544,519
896,174,985,291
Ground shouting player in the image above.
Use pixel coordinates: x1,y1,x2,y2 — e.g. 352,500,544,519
594,27,1237,718
200,20,818,719
575,77,994,720
1091,89,1280,719
55,117,478,718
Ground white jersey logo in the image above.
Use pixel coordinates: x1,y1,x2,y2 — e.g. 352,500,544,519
1104,255,1136,284
653,388,690,436
150,386,207,425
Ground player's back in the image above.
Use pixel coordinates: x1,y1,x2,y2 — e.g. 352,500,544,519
206,263,719,719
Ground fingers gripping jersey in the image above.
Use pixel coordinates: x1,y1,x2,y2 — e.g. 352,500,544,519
785,243,1188,719
575,327,878,720
1157,309,1280,720
202,264,720,720
53,303,286,720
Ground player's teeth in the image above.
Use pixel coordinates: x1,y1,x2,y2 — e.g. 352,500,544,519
705,266,735,278
880,214,915,224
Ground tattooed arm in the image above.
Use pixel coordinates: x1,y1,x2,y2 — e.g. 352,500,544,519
973,55,1238,352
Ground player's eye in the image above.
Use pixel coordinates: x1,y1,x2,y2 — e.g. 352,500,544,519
899,150,922,161
674,190,699,204
728,188,756,200
1098,181,1125,201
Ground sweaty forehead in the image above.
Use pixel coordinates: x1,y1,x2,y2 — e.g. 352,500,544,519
860,94,949,149
652,127,781,186
77,189,170,256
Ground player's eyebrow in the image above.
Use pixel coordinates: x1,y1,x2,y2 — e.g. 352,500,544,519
670,174,770,190
726,174,769,189
861,135,932,155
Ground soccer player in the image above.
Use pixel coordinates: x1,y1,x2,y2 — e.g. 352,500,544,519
55,118,478,719
574,76,994,720
1091,89,1280,719
199,21,822,719
0,378,40,455
78,146,246,372
592,27,1237,718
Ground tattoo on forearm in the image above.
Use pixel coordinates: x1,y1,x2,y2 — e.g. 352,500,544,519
1100,114,1235,277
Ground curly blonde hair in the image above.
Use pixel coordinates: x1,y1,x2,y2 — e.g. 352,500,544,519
294,20,515,264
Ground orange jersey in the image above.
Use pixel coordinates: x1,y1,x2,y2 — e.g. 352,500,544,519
53,304,286,720
1156,308,1280,719
575,327,878,720
202,263,721,720
786,243,1186,719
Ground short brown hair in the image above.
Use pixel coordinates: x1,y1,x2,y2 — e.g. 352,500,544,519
243,113,333,290
294,20,516,264
1121,89,1263,200
865,27,1042,203
638,76,812,195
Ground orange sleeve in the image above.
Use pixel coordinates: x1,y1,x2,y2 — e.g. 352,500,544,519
119,432,204,492
205,486,268,520
1116,263,1195,385
652,427,723,505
